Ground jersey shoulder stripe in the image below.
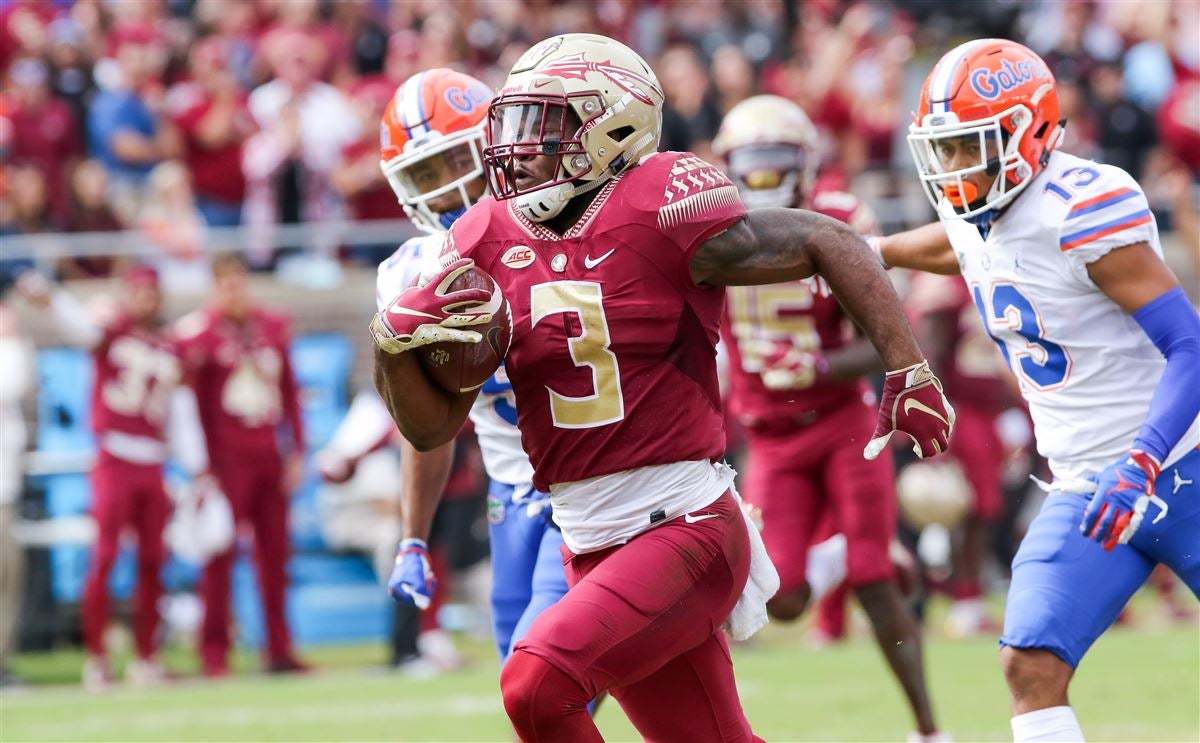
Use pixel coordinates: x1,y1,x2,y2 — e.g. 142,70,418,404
1060,209,1153,251
1065,187,1139,220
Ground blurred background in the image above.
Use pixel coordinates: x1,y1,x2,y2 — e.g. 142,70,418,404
0,1,1197,740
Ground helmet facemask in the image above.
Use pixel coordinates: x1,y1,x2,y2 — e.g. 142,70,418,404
381,124,488,233
725,143,813,210
907,105,1036,220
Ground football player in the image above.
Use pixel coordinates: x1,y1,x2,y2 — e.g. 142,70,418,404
873,39,1200,742
714,95,946,743
373,34,954,741
371,68,580,673
18,267,213,689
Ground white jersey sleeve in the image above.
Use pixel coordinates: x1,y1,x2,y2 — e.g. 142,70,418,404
1054,164,1159,279
375,234,536,490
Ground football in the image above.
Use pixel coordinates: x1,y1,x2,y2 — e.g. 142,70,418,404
418,264,512,394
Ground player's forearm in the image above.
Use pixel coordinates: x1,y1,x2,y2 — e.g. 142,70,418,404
1129,288,1200,462
878,222,959,275
801,219,925,371
823,338,882,381
373,347,473,451
399,437,455,542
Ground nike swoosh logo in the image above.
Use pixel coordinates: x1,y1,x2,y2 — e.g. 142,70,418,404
683,512,719,524
390,306,439,319
903,397,949,426
583,249,615,269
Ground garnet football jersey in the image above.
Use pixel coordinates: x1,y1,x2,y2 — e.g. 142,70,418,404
176,307,305,457
91,316,183,441
442,152,746,492
722,187,875,429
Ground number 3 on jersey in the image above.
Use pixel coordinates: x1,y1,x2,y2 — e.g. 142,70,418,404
972,282,1072,390
530,281,625,429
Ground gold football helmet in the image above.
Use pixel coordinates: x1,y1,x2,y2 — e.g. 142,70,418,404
713,95,820,210
484,33,665,222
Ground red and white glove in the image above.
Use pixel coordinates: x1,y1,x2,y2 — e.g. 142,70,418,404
744,339,829,390
864,360,955,460
370,258,493,354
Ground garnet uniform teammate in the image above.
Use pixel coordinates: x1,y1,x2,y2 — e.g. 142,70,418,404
373,34,954,742
875,39,1199,742
715,95,946,743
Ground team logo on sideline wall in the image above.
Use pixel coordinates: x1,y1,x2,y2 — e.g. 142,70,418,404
502,245,537,269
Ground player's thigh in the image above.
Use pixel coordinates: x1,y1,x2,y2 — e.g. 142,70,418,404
822,408,896,586
744,432,822,593
1001,493,1154,668
1135,449,1200,594
612,631,754,743
515,491,749,696
89,455,135,536
132,467,170,562
507,519,569,658
488,492,540,656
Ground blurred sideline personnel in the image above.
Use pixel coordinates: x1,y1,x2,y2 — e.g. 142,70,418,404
714,95,944,742
875,39,1200,742
176,254,309,677
370,68,580,674
905,270,1017,637
372,33,954,741
17,267,212,690
0,295,34,687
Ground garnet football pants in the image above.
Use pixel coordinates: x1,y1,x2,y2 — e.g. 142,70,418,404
744,400,896,593
503,490,759,742
82,451,170,659
946,403,1004,520
201,448,294,668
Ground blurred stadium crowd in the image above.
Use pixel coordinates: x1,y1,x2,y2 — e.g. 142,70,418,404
1,0,1198,691
1,0,1198,284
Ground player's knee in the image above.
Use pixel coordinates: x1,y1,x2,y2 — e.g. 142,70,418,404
766,586,811,622
1000,646,1071,703
501,650,589,729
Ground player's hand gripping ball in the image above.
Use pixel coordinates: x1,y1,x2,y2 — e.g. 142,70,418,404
370,258,512,393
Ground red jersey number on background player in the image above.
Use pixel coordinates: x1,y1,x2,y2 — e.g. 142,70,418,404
92,317,183,440
723,187,878,428
441,152,746,491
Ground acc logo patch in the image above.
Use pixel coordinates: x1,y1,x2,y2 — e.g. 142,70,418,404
501,245,536,269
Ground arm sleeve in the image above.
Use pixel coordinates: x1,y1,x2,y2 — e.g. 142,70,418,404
1129,287,1200,463
167,387,210,475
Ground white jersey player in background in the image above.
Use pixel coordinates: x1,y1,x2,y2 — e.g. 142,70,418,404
873,39,1199,743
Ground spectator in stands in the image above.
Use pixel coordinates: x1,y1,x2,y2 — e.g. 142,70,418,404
5,56,82,224
138,161,210,294
193,0,260,91
3,166,57,236
59,160,123,279
176,253,309,677
170,36,255,229
1090,60,1159,178
86,26,179,223
331,77,404,264
0,292,34,688
242,30,360,265
45,17,96,144
711,44,756,116
657,44,721,154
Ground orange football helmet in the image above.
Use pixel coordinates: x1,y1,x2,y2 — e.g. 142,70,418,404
380,68,493,232
907,39,1064,219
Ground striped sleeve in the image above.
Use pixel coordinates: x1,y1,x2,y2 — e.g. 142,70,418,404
1057,176,1155,266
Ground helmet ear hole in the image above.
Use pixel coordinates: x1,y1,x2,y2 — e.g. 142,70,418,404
608,125,635,142
1033,121,1049,139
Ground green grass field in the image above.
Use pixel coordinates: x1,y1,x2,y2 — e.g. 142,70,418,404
1,607,1196,742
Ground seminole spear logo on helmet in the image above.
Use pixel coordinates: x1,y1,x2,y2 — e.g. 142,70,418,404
535,53,663,106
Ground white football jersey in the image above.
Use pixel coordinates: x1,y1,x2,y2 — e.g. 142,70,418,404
377,234,535,488
941,149,1199,480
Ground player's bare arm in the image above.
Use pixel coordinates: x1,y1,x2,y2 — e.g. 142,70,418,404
399,437,455,543
372,348,477,451
1086,242,1181,312
693,208,923,370
875,222,959,275
694,208,955,458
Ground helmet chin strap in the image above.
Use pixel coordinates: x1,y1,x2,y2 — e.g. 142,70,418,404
516,173,609,223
